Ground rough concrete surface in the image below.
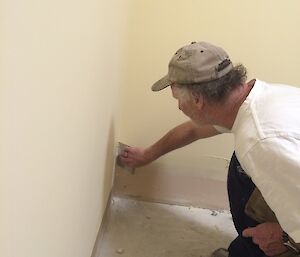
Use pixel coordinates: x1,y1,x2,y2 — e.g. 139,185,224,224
97,197,237,257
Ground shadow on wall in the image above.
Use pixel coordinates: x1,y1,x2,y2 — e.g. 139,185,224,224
101,118,116,215
91,118,117,257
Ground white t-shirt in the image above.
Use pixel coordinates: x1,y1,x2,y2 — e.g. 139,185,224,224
231,79,300,242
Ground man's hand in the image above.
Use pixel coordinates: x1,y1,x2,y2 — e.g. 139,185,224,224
119,146,154,168
243,223,287,256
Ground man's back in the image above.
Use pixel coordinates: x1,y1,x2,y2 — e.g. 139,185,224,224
232,79,300,242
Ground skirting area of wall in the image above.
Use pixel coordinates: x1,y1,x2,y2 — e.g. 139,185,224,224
113,165,229,211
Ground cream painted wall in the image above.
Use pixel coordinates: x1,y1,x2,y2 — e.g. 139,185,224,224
0,1,128,257
1,1,300,256
119,0,300,181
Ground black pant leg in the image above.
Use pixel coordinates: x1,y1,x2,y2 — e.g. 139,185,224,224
227,152,266,257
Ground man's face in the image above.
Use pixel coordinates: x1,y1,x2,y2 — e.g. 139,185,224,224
171,85,204,126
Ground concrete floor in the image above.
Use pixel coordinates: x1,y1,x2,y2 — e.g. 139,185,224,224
96,196,237,257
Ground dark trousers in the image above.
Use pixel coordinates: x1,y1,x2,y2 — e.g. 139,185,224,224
227,152,266,257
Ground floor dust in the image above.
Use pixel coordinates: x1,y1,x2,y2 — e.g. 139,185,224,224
98,197,237,257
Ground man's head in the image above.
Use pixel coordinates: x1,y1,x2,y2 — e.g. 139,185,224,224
152,41,233,91
152,41,247,104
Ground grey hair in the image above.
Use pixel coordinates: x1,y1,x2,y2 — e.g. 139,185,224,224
185,64,247,103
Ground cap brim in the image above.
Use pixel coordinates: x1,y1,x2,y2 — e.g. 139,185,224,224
151,75,171,91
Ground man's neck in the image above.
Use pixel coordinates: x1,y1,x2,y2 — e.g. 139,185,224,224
208,79,256,129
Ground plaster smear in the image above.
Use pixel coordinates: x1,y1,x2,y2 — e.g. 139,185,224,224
98,197,237,257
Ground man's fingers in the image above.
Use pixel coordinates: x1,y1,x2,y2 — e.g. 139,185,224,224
242,227,255,238
121,147,130,157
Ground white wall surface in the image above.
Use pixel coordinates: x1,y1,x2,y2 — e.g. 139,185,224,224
0,1,128,257
118,0,300,181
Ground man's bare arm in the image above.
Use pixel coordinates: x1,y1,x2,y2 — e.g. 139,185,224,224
119,121,220,168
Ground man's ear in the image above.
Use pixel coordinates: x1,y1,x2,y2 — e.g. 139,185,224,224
191,91,204,110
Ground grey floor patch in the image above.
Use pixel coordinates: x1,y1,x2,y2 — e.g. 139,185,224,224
98,197,237,257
